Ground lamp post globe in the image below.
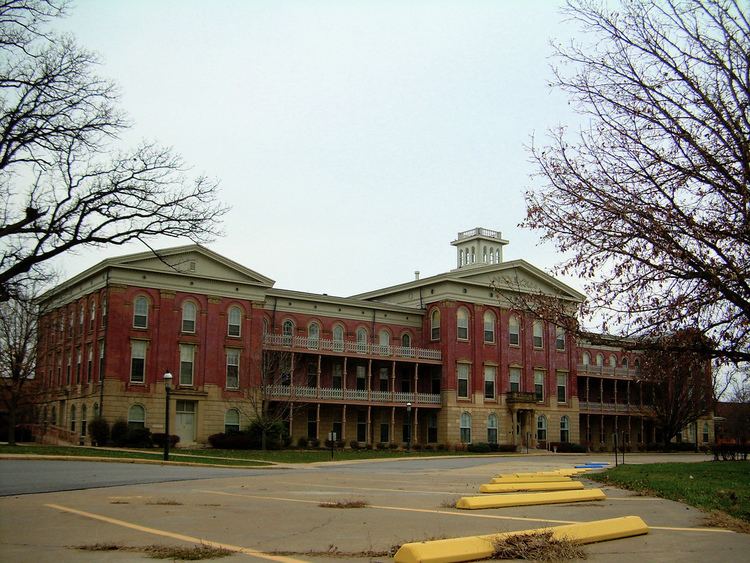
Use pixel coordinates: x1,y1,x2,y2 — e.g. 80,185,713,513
163,371,172,461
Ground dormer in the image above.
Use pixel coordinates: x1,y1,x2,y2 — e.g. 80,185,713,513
451,227,509,270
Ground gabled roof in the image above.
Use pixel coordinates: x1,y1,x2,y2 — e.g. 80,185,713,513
352,259,586,303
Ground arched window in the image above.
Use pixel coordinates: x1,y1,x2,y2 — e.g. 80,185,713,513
595,353,604,367
459,249,464,267
81,404,88,436
128,404,145,429
532,319,544,348
622,357,629,369
227,306,242,337
582,352,591,366
401,333,411,348
487,413,498,444
560,415,570,442
263,318,269,334
282,319,294,345
378,329,390,353
70,404,76,433
536,415,547,441
356,327,368,353
93,403,99,418
509,315,520,346
308,322,320,348
333,324,344,352
460,412,472,443
609,354,617,368
225,409,240,433
483,310,495,343
634,358,641,371
430,309,440,340
133,296,148,328
457,307,469,340
181,301,197,333
483,246,487,263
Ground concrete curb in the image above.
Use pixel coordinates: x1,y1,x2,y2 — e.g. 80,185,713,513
479,481,584,493
456,488,606,509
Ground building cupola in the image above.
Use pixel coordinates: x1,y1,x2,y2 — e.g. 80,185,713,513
451,227,509,270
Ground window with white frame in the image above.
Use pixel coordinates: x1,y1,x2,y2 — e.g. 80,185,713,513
181,301,197,333
70,404,76,433
487,413,498,444
595,353,604,366
282,319,294,345
133,296,148,328
128,404,145,429
356,365,366,391
609,354,617,368
532,320,544,348
226,349,239,389
333,325,344,352
90,301,96,330
401,333,411,348
431,309,440,340
179,344,195,386
509,366,521,393
81,404,87,436
582,351,591,365
379,367,389,391
130,341,146,383
87,345,93,383
460,412,472,443
622,356,629,368
98,340,104,381
332,363,343,389
227,306,242,337
483,310,495,343
308,322,320,348
356,327,368,353
457,363,470,399
702,422,709,443
560,415,570,442
557,372,567,403
378,329,390,352
555,326,565,350
534,369,544,401
484,365,496,400
225,409,240,433
536,415,547,441
457,307,469,340
509,315,520,346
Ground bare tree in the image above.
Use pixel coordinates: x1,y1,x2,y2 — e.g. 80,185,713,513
524,0,750,363
638,329,714,445
0,286,41,444
0,0,227,301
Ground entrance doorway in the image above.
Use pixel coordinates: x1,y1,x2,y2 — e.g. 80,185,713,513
175,400,196,444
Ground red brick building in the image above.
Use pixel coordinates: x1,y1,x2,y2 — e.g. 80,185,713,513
32,228,713,450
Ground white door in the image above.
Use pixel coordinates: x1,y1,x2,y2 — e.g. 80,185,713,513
175,400,196,445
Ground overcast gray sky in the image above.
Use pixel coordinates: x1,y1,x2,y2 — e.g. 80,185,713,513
53,0,584,297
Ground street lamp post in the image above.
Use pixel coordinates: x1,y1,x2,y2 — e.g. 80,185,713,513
163,371,172,461
406,402,412,451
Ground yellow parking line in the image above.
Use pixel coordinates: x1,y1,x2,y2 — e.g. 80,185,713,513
195,490,737,534
44,503,306,562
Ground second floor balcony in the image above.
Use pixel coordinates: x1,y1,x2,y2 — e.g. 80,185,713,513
264,384,441,407
577,364,640,379
263,334,442,363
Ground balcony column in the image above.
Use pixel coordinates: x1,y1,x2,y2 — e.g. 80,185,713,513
391,406,396,444
413,406,419,444
290,352,296,391
599,378,603,405
367,405,371,446
316,355,321,399
289,407,294,438
390,361,396,402
342,404,347,443
315,403,321,441
413,364,419,402
343,357,348,396
367,359,372,402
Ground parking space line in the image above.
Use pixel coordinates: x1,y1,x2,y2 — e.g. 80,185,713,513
44,503,306,562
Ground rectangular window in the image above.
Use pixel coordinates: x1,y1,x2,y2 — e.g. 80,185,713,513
75,348,81,384
557,372,567,403
380,422,389,443
379,367,389,392
98,341,105,381
87,345,93,383
457,363,469,399
66,356,71,385
130,341,146,383
509,367,521,393
555,327,566,351
534,369,544,402
332,363,342,389
307,363,317,387
356,365,366,391
509,318,520,346
483,365,496,400
307,410,317,440
357,411,367,442
226,349,239,389
533,320,544,348
332,420,343,443
427,413,438,443
179,344,195,386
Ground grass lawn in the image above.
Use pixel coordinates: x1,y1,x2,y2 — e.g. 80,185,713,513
589,461,750,523
0,444,496,466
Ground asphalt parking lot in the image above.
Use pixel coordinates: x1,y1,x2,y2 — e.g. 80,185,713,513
1,453,748,562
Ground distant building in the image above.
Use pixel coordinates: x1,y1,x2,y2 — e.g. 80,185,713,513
31,228,713,450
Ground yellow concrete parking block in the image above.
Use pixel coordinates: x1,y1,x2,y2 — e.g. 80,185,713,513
456,488,606,509
491,474,573,483
393,515,648,563
480,481,584,493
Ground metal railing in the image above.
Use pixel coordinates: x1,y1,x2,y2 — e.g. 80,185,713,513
263,334,441,361
264,385,441,405
577,364,640,378
456,227,503,240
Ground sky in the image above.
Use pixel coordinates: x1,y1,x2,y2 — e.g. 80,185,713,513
52,0,584,297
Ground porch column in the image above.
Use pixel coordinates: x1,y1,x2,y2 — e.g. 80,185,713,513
391,361,396,401
316,354,321,398
414,406,419,444
367,359,372,402
367,405,371,446
342,404,347,443
290,352,296,390
315,403,320,440
390,406,396,444
413,364,419,402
